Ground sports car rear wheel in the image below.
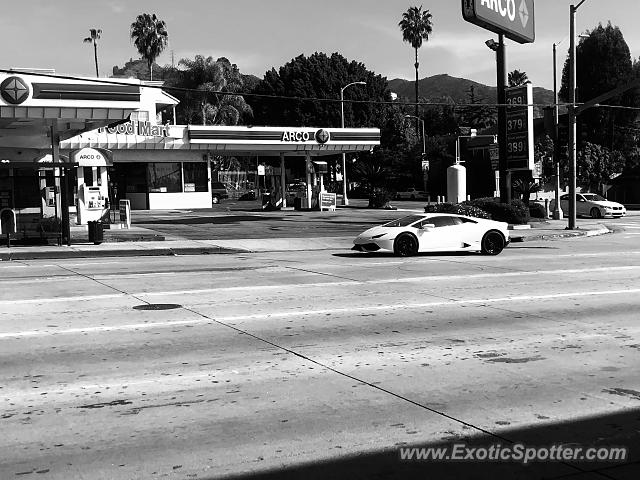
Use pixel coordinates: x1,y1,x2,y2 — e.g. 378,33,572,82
394,234,418,257
481,230,505,255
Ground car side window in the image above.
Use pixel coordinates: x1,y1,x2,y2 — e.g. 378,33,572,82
460,217,477,224
429,216,454,228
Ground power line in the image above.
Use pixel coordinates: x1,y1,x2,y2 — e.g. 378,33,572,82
2,68,638,113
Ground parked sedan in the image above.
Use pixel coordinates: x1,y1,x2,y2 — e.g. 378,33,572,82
395,188,427,200
353,213,510,256
551,193,626,218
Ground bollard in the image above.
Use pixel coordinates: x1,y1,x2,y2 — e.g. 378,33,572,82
545,199,550,218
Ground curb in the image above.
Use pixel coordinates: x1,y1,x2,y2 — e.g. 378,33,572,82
510,227,611,243
0,246,247,261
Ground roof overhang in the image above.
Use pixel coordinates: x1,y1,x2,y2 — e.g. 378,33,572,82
61,125,381,157
0,71,141,151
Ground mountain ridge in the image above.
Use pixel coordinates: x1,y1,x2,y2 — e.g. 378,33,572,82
388,73,554,117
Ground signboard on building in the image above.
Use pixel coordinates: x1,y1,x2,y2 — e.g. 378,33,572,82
505,83,534,171
462,0,535,44
71,148,112,167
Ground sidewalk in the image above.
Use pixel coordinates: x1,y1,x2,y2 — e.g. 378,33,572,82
508,219,611,243
0,223,612,262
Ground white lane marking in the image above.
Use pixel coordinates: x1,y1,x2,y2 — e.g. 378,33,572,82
2,287,640,339
0,293,125,305
1,265,640,306
141,265,640,296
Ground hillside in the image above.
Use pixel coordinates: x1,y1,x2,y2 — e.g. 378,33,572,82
388,74,554,118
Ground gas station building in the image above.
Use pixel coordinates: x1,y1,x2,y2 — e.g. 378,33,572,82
0,70,379,244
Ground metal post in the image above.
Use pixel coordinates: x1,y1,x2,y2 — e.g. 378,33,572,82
552,42,564,220
51,124,70,246
305,153,312,209
339,81,366,206
497,34,510,204
568,4,578,229
280,153,286,208
340,87,348,206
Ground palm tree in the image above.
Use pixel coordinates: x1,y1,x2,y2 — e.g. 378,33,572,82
399,6,433,122
130,13,169,81
178,55,252,126
508,70,529,87
83,29,102,77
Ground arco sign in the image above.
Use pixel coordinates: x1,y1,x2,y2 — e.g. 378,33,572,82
462,0,535,44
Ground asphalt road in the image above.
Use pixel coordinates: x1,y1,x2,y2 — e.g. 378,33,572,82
1,227,640,479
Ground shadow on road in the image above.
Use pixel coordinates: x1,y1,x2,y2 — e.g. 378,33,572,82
135,215,285,225
212,408,640,480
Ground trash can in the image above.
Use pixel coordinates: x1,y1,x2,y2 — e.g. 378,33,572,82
88,221,104,245
261,192,271,208
294,197,302,211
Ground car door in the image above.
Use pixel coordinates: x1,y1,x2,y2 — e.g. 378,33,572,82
416,216,462,251
576,194,590,216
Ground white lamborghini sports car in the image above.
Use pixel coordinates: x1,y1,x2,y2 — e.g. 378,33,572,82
353,213,510,256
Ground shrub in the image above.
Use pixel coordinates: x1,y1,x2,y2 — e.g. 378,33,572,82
529,202,547,218
424,202,491,219
368,190,393,209
464,197,530,224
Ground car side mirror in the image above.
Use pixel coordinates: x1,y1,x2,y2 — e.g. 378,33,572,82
421,223,435,230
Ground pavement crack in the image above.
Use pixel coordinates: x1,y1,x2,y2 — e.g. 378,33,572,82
282,265,360,282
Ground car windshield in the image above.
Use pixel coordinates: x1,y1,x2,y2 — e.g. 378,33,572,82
581,193,606,201
383,215,425,227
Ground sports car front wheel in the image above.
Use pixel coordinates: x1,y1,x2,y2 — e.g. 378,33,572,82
394,233,418,257
481,230,505,255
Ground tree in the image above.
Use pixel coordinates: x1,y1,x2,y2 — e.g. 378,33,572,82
577,142,625,192
130,13,168,81
512,179,540,205
83,28,102,77
508,70,528,87
399,6,433,123
457,85,497,130
164,55,253,126
560,22,637,150
248,52,394,134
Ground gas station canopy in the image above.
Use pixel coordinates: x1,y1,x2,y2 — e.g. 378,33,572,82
0,70,141,162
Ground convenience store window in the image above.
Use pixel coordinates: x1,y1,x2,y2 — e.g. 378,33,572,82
182,162,208,192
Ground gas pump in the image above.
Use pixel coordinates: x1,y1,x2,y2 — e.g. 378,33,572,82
76,166,109,224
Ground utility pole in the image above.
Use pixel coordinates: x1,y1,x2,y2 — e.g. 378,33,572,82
496,34,510,204
552,42,563,220
568,1,588,229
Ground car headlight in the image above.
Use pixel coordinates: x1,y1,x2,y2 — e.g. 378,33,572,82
371,233,386,239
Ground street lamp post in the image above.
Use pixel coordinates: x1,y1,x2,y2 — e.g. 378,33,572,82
340,81,366,206
486,35,509,204
404,114,427,191
568,0,588,229
552,42,564,220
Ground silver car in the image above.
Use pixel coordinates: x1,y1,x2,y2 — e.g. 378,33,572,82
551,193,626,219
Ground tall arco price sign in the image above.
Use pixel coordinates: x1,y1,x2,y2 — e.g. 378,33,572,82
505,83,534,171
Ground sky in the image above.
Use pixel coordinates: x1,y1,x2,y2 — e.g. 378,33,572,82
1,0,638,92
